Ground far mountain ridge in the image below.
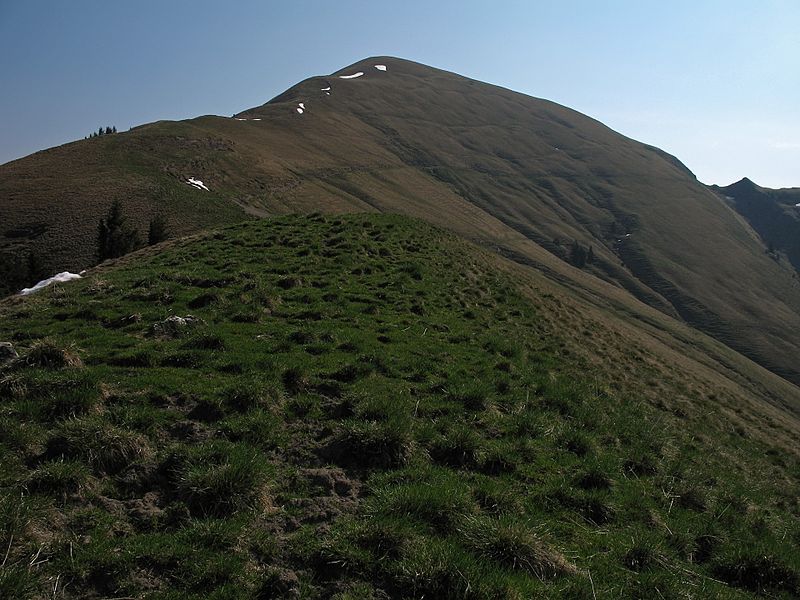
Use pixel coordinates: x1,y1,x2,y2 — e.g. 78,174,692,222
1,55,800,387
709,177,800,274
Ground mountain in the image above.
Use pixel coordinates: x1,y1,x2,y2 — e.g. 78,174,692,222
710,177,800,272
1,214,798,598
1,56,800,388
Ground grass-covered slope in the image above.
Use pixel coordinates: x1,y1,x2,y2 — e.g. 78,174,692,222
1,214,799,599
3,57,800,386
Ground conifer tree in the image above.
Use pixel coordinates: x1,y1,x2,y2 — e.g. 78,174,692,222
97,200,140,260
148,214,169,245
569,241,588,268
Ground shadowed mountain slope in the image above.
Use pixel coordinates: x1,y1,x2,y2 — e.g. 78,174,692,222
710,177,800,272
1,57,799,385
1,214,798,598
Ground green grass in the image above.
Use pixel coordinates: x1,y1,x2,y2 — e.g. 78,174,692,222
0,213,798,598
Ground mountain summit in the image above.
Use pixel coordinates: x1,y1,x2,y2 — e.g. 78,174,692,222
1,57,800,386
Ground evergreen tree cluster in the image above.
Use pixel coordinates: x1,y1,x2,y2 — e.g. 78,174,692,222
86,126,117,139
0,250,48,296
97,201,140,260
569,240,594,269
96,201,171,261
148,213,169,245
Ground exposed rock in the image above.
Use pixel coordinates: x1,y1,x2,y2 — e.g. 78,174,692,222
0,342,17,364
150,315,204,337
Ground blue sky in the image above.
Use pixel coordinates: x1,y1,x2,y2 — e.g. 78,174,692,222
1,0,797,187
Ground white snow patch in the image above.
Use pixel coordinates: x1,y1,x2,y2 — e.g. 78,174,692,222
251,118,262,121
298,103,305,110
20,272,82,296
321,86,331,91
187,178,209,191
374,64,387,71
725,195,735,201
235,118,246,121
339,72,364,79
795,203,800,207
296,108,304,114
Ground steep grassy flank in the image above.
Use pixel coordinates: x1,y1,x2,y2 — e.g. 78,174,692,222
2,57,800,387
1,214,798,599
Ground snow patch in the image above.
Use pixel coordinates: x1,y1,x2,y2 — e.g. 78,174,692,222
339,72,364,79
321,86,331,91
795,203,800,207
235,118,246,121
20,272,82,296
374,64,387,71
296,107,304,114
187,178,209,191
298,103,305,110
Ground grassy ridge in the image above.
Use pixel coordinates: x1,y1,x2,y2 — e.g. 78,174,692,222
3,56,800,387
0,214,798,598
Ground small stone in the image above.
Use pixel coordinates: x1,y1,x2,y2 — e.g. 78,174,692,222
150,315,204,337
0,342,18,363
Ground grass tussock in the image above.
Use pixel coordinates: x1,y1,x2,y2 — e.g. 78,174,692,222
46,416,152,474
458,515,576,579
21,338,83,369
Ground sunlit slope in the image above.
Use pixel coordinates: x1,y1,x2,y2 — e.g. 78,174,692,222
1,57,799,385
1,214,798,598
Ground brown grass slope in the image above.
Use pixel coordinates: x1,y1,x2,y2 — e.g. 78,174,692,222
1,56,799,386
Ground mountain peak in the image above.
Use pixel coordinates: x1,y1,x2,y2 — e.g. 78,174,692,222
724,176,760,193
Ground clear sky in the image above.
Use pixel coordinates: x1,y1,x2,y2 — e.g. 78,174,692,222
1,0,797,187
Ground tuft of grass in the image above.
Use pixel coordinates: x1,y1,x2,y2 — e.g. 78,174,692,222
46,416,152,474
21,338,83,369
171,443,271,517
621,540,660,572
27,459,93,496
458,515,576,579
712,550,800,595
368,469,476,530
326,418,413,469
